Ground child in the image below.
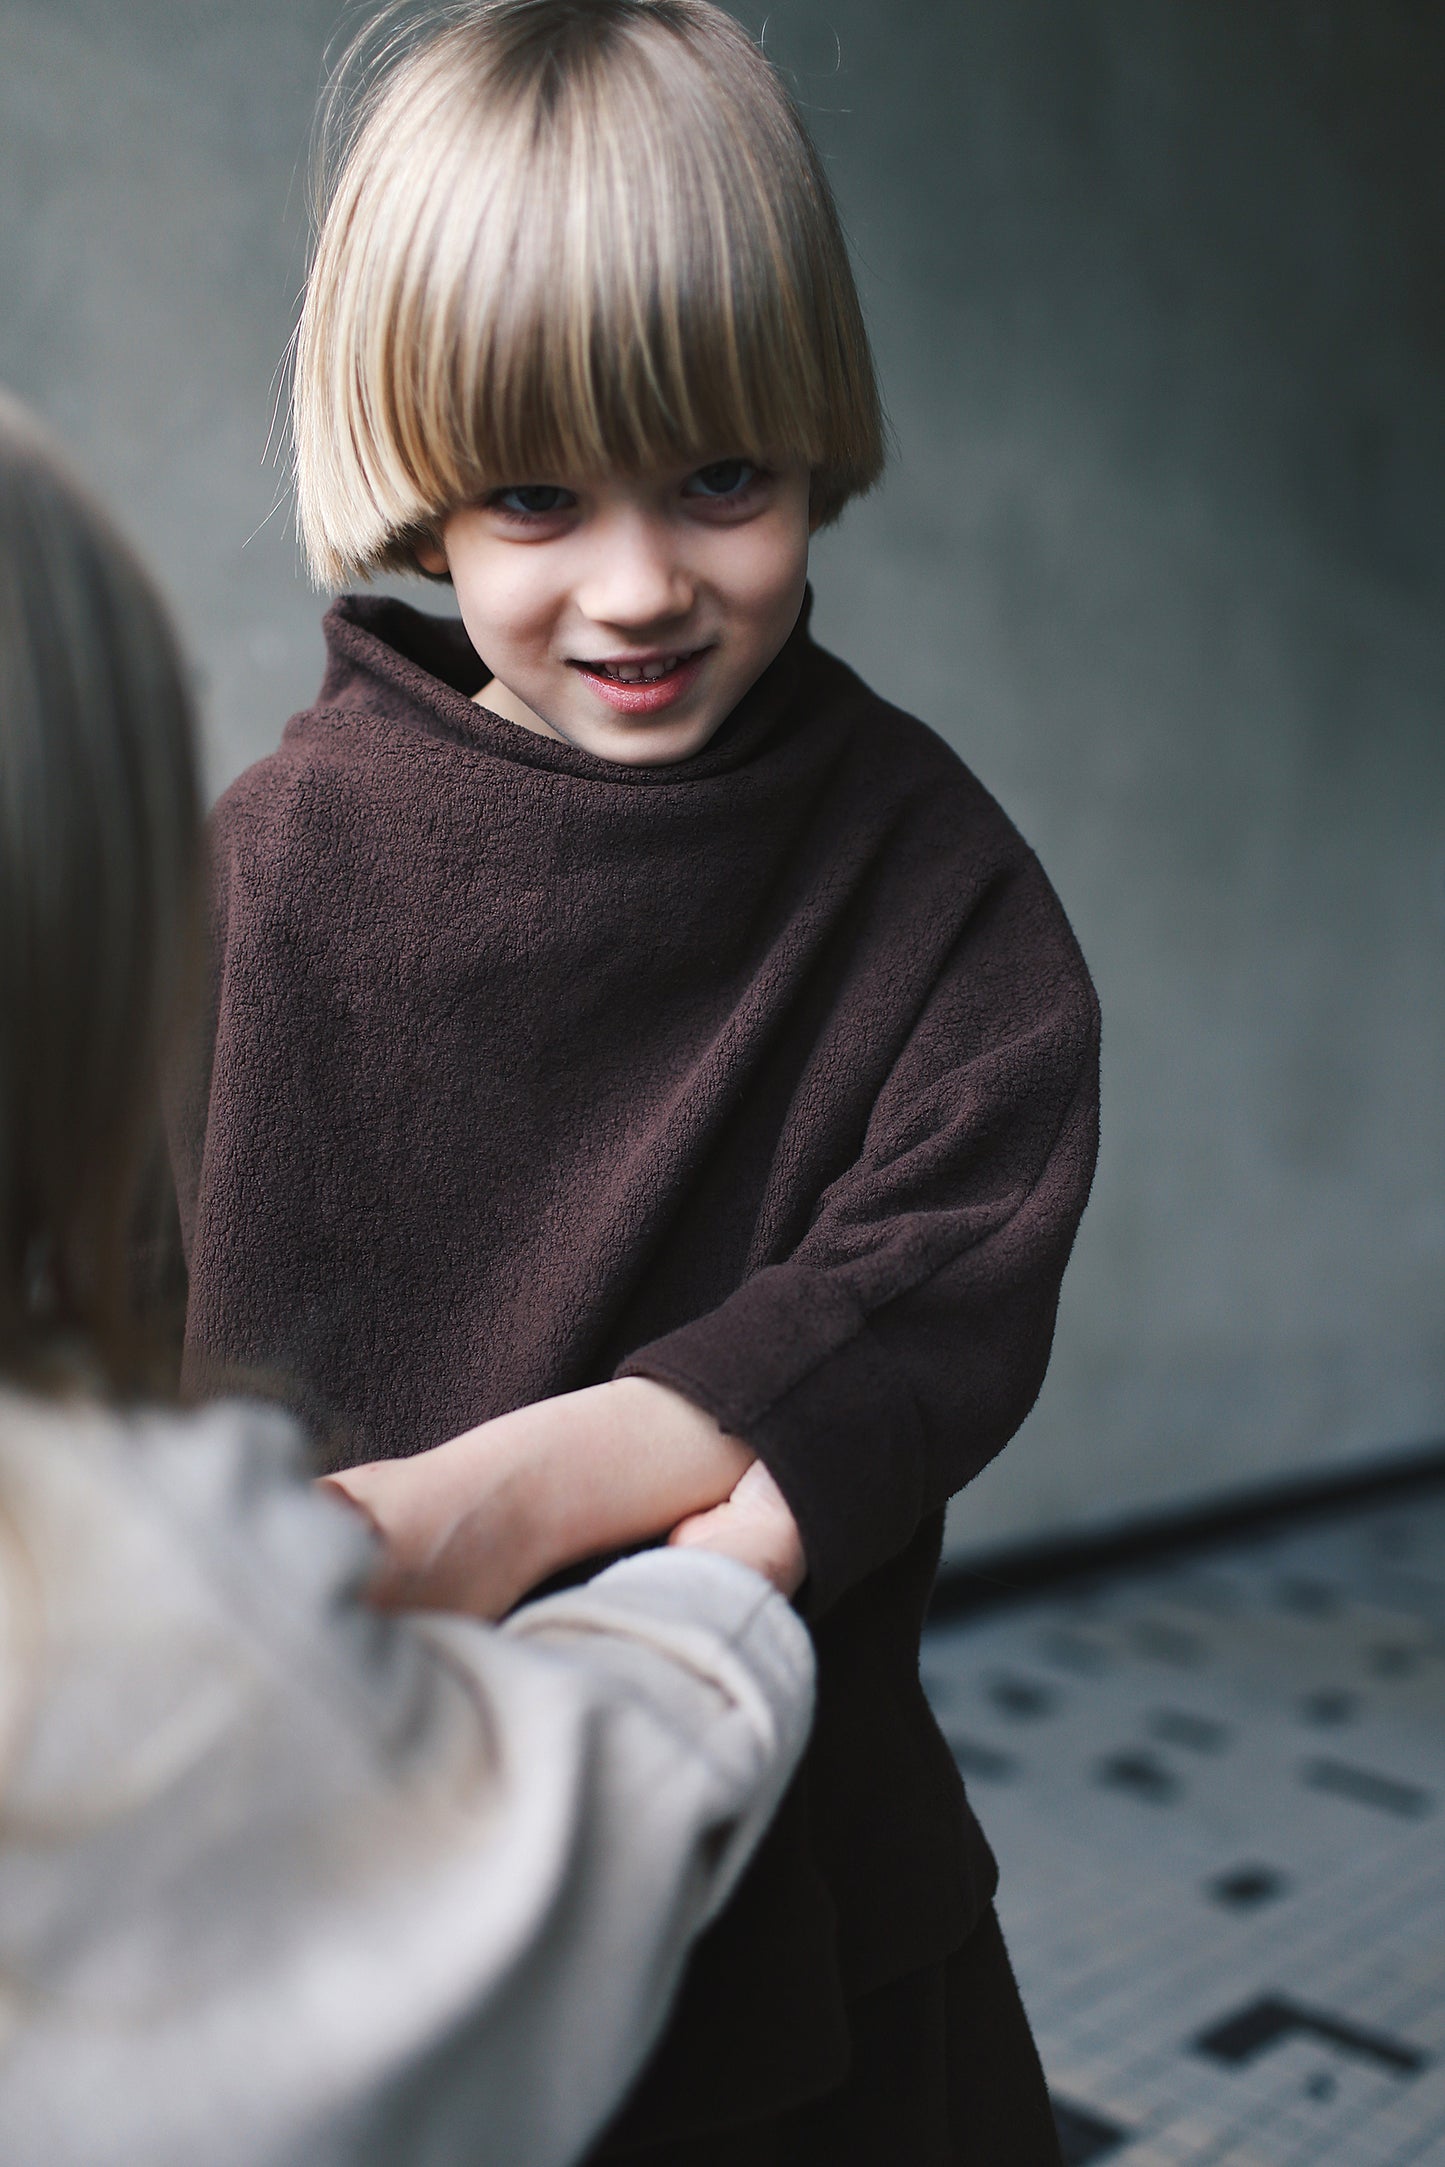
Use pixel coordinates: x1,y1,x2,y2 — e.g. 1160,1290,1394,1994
173,3,1099,2160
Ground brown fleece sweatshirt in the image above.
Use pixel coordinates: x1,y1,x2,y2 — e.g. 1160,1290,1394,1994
171,589,1099,2143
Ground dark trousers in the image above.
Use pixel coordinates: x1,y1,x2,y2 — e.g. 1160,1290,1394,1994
607,1906,1062,2167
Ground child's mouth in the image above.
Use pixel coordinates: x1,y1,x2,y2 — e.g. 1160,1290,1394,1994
571,648,709,715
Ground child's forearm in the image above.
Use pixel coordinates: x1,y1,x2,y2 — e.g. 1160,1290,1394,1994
324,1378,754,1617
469,1378,754,1576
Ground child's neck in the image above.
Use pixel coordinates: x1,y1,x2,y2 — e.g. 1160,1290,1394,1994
475,676,563,744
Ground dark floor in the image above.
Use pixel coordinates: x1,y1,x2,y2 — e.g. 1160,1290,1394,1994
922,1484,1445,2165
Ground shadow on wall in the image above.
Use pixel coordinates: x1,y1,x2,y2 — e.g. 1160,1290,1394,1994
1,0,1441,1546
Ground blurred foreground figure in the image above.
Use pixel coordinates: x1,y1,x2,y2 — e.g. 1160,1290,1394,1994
0,388,812,2167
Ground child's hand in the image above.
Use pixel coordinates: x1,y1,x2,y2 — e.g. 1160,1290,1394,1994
668,1459,807,1599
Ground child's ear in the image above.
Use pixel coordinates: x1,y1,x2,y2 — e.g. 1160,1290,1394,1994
414,532,450,577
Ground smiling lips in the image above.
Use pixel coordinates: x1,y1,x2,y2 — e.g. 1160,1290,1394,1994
570,646,710,715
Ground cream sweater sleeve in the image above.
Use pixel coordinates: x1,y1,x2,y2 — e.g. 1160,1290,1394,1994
0,1392,813,2167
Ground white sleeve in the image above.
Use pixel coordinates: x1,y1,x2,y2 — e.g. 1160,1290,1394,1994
356,1550,813,2167
0,1398,814,2167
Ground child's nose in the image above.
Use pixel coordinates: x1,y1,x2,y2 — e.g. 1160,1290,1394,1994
576,518,695,629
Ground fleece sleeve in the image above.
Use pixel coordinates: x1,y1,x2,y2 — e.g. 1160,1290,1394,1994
619,853,1101,1619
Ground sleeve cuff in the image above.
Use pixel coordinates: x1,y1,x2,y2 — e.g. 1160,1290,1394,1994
617,1266,927,1617
503,1547,815,1773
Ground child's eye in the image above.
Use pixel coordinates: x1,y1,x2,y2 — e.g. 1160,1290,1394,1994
683,460,761,500
489,484,577,519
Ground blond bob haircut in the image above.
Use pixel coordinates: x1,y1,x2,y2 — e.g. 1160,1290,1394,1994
295,0,886,587
0,391,199,1394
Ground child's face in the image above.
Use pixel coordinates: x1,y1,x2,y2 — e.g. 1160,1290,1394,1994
416,458,812,765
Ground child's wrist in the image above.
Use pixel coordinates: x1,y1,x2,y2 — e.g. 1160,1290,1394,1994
608,1374,751,1470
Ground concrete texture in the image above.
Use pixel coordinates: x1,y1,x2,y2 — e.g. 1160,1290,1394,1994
2,0,1441,1549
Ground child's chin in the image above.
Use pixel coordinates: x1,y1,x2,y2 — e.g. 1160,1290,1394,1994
589,712,722,768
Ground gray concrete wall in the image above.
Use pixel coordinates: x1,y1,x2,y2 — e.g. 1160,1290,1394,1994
3,0,1441,1551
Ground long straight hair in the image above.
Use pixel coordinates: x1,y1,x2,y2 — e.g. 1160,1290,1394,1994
0,392,201,1394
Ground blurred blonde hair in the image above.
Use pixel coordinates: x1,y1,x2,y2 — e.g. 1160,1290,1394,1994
0,392,200,1395
294,0,886,587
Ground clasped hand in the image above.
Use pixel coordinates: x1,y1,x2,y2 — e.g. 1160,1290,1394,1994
321,1376,806,1617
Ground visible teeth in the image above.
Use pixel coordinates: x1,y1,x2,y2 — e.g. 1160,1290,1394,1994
595,655,681,683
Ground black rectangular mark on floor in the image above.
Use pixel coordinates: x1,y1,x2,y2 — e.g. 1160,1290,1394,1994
1050,2097,1131,2164
1275,1575,1340,1615
1368,1640,1423,1678
1206,1863,1289,1912
1148,1707,1230,1753
1128,1618,1205,1666
1299,1688,1359,1727
1301,1756,1434,1819
987,1672,1059,1719
1094,1749,1179,1803
1193,1994,1427,2077
944,1731,1016,1780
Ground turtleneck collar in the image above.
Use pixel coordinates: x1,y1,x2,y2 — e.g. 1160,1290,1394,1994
313,586,817,785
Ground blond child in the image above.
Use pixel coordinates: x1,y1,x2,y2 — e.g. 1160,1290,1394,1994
173,5,1098,2159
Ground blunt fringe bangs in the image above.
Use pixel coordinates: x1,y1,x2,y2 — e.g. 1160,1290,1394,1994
0,391,200,1394
295,0,886,586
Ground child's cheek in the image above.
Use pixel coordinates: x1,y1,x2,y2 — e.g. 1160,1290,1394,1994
451,546,555,663
728,512,810,629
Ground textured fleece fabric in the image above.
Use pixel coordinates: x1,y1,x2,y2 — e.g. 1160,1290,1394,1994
171,589,1099,2144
